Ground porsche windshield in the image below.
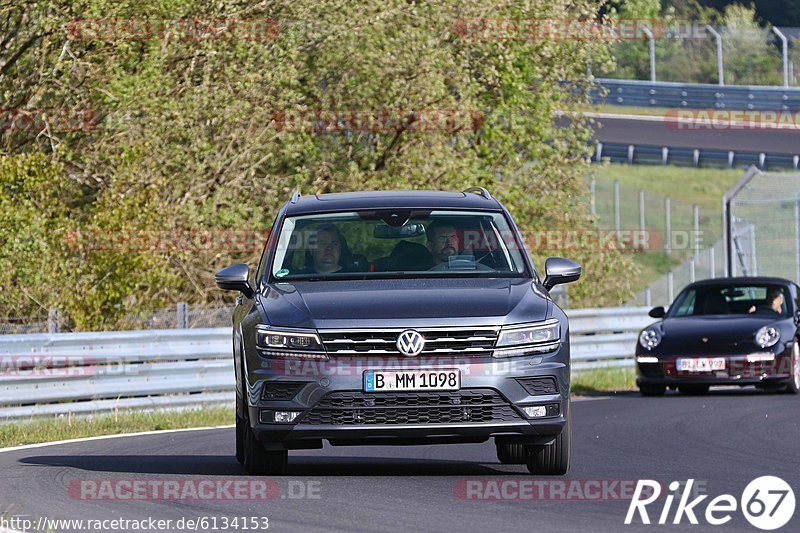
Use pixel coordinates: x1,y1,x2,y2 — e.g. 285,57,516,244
269,210,529,280
669,284,790,318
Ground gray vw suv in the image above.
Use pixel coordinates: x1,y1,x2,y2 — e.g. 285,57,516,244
216,188,581,475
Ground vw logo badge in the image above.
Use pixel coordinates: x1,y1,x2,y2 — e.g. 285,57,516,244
396,329,425,357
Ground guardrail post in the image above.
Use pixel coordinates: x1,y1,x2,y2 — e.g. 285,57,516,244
661,147,669,165
728,151,735,168
47,309,61,333
614,180,621,241
595,142,603,162
177,302,189,329
759,153,766,169
665,196,671,254
693,149,700,167
627,145,635,164
793,155,799,170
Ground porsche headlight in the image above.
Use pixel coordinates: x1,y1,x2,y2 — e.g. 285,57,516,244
755,326,780,349
256,326,328,360
494,321,560,358
639,328,662,350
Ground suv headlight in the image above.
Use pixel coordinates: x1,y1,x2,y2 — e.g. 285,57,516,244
639,328,662,350
755,326,780,349
256,326,328,360
494,321,560,358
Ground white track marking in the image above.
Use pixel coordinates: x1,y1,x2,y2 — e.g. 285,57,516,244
0,424,234,454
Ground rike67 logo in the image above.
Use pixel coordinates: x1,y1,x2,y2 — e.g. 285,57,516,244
625,477,795,530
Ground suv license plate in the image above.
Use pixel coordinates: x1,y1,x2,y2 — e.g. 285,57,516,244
364,370,461,392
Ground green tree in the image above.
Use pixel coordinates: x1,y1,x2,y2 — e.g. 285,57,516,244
1,0,638,329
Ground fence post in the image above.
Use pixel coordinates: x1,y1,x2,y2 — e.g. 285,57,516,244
773,27,790,88
796,195,800,284
665,196,671,254
705,25,724,86
47,309,61,334
614,180,621,241
693,204,700,253
177,302,189,329
710,245,716,279
668,271,674,304
642,27,656,82
639,189,645,237
690,256,696,283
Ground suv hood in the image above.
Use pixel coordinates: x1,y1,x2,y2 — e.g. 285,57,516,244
258,278,550,329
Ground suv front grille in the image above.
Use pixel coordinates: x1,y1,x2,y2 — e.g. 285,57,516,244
301,389,521,425
318,326,499,357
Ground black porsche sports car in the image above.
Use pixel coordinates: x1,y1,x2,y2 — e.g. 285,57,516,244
636,277,800,396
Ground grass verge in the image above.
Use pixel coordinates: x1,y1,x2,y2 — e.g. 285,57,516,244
0,407,234,449
572,367,637,395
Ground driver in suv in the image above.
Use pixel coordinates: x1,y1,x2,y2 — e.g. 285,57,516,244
215,188,581,475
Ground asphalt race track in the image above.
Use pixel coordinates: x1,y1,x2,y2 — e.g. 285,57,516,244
589,115,800,153
1,391,797,533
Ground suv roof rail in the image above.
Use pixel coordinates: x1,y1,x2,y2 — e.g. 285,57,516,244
290,190,301,204
463,187,493,200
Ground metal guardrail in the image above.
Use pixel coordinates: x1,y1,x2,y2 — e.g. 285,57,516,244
0,308,653,421
593,141,800,171
593,78,800,110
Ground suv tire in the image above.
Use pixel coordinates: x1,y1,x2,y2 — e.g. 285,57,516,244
525,409,571,475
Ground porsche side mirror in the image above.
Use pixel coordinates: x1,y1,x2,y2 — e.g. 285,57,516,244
649,306,666,318
215,263,254,298
543,257,581,291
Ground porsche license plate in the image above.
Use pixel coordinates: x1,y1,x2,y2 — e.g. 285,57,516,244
363,369,461,392
676,357,726,372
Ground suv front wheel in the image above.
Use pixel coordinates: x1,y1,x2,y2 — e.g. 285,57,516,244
238,395,288,475
524,412,571,475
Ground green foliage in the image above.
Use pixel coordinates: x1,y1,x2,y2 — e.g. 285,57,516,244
604,0,783,84
0,0,640,329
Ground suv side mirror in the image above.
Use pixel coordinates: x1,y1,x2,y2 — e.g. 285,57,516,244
543,257,581,291
215,263,254,298
649,306,665,318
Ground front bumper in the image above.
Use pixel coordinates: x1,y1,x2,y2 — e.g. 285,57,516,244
636,351,793,387
245,346,570,450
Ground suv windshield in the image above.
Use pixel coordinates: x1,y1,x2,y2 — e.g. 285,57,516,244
668,284,790,318
269,210,529,280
